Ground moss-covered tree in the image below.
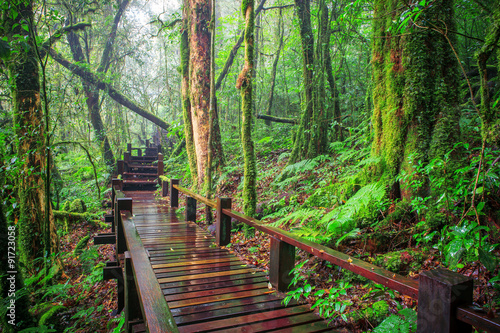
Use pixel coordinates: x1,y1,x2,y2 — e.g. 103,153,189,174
180,0,198,187
288,0,329,163
237,0,257,216
371,0,460,200
2,0,58,275
477,5,500,145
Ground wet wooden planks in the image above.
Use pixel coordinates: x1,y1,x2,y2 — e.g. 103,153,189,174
125,191,336,332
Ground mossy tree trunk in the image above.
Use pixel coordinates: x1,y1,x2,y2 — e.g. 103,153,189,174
238,0,257,217
3,0,58,275
477,6,500,145
289,0,329,164
308,0,329,157
326,4,343,142
264,9,284,127
289,0,315,164
181,0,198,188
371,0,460,200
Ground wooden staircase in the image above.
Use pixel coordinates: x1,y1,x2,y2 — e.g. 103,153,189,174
117,142,164,192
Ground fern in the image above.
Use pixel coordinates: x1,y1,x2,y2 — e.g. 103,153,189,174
321,182,386,237
274,155,331,186
290,225,330,243
373,308,417,333
269,208,319,228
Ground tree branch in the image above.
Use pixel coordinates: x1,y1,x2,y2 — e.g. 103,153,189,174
39,22,91,58
48,48,170,131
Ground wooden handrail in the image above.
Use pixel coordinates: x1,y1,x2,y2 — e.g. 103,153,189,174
171,182,417,297
120,211,179,333
223,208,419,298
456,305,500,332
173,184,216,208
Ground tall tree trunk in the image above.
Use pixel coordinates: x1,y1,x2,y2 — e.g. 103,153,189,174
238,0,257,217
308,0,329,157
289,0,316,163
187,0,225,190
326,4,343,142
188,0,212,188
372,0,460,200
181,0,198,187
477,6,500,145
4,0,58,276
265,9,284,126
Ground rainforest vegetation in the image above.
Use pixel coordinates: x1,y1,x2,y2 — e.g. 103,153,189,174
0,0,499,331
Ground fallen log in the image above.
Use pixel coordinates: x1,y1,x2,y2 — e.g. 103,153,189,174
256,114,298,124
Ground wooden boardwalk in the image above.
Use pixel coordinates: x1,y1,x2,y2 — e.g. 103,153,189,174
125,190,335,332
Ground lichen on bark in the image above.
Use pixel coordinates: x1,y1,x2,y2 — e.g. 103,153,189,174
371,0,460,200
181,0,198,188
238,0,257,217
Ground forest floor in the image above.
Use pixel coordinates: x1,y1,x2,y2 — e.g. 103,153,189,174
43,215,119,332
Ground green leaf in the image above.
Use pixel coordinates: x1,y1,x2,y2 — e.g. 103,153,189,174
446,239,464,268
478,248,498,273
476,201,485,214
0,39,10,59
475,186,484,194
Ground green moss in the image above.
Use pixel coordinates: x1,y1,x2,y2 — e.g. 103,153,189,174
38,305,66,329
69,199,86,213
239,0,257,217
373,249,424,274
349,300,390,326
381,201,411,226
73,235,90,256
62,201,70,211
423,209,447,230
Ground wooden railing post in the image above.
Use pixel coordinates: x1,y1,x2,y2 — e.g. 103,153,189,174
417,268,473,333
157,153,164,179
116,198,132,255
112,178,122,192
216,198,232,246
186,196,197,222
124,251,142,332
137,148,142,157
124,152,131,163
127,143,132,152
146,139,150,148
170,179,180,208
269,237,295,292
117,160,124,175
162,178,169,197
